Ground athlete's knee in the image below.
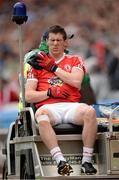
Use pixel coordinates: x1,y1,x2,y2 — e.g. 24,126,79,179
87,106,96,117
35,108,50,124
84,106,96,124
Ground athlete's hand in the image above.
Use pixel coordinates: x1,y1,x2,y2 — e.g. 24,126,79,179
35,52,58,72
47,85,70,98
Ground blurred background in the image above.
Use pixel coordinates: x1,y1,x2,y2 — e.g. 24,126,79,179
0,0,119,174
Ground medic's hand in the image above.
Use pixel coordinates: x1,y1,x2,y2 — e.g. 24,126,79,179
35,52,58,72
47,85,70,98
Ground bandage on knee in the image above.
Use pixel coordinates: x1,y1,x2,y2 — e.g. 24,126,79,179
36,115,50,123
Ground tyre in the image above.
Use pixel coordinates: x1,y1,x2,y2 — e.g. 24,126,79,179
20,149,35,180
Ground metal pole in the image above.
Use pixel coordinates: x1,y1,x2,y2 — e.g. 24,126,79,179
18,25,25,108
12,2,28,135
18,24,28,135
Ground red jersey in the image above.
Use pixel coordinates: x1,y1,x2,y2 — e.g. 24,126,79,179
27,54,85,108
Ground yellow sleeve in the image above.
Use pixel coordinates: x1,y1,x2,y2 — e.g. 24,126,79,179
18,63,31,111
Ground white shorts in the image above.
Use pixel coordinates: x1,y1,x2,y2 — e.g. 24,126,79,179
38,102,81,125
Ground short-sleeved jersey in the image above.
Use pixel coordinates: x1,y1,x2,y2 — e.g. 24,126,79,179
27,54,85,108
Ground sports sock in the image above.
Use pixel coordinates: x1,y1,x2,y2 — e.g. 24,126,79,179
82,147,94,164
50,146,66,165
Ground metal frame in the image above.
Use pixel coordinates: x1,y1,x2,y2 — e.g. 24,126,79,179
3,106,119,179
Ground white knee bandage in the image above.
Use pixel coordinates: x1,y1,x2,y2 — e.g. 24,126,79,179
36,115,50,123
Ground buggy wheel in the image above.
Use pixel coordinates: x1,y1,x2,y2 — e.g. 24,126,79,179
2,159,8,180
20,149,35,180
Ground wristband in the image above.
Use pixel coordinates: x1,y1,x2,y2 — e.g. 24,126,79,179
50,65,58,72
47,88,52,97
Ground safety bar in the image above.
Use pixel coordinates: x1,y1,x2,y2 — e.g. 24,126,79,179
109,105,119,132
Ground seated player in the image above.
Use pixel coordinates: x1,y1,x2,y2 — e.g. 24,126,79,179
25,25,97,176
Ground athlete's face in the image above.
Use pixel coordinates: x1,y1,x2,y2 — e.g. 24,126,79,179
46,33,68,59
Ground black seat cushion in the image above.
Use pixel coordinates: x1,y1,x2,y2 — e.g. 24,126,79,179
53,123,83,135
53,123,110,135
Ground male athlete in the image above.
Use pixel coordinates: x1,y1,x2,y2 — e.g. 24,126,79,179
25,25,97,176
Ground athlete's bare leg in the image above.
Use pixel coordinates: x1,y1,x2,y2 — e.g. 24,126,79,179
35,108,58,150
73,104,97,147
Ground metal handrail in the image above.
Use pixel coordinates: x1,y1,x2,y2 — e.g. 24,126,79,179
109,105,119,132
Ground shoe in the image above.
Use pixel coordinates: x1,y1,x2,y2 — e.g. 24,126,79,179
81,162,97,175
57,161,73,176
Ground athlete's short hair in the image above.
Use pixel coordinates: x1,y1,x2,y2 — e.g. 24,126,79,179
47,25,67,40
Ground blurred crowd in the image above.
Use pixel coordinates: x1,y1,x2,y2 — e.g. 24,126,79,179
0,0,119,108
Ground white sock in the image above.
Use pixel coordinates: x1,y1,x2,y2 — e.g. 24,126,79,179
50,146,66,165
82,147,94,164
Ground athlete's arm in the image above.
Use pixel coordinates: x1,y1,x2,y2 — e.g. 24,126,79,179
25,80,48,103
55,67,84,89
